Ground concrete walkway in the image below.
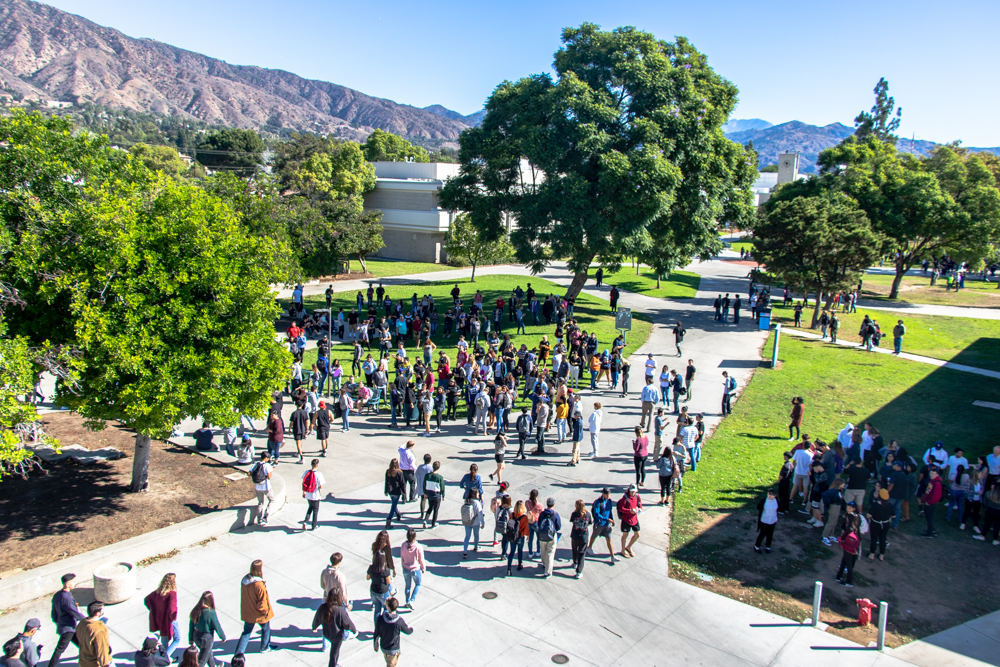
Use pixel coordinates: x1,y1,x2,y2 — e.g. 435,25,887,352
7,255,994,667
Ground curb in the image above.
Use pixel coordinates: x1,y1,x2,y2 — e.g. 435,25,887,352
0,443,285,610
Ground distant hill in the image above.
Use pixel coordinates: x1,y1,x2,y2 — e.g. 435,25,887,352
726,118,1000,172
0,0,471,141
722,118,772,133
424,105,485,127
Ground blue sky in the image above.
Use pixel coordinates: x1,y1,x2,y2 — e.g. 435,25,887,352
41,0,1000,145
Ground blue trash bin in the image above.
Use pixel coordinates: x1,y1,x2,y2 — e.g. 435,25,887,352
758,308,772,331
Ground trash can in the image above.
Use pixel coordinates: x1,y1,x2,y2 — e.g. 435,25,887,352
758,308,772,331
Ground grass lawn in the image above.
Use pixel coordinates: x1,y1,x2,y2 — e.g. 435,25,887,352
285,275,653,378
858,272,1000,309
768,302,1000,373
670,332,1000,646
725,240,755,255
588,264,701,298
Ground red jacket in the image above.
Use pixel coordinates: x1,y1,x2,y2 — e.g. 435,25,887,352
922,476,943,505
143,590,177,639
616,493,642,527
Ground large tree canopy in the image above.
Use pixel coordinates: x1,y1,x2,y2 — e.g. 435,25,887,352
1,112,289,491
362,129,430,163
195,128,266,177
439,23,756,297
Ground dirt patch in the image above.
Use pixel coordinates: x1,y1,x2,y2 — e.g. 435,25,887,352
0,412,254,573
671,509,1000,647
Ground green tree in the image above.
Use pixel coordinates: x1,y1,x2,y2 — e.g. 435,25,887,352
2,112,288,491
759,164,779,173
443,213,514,281
817,139,1000,298
362,129,430,163
129,143,189,177
195,128,265,177
439,23,756,298
854,78,902,144
754,192,883,327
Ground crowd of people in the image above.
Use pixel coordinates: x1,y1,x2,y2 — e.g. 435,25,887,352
758,416,1000,587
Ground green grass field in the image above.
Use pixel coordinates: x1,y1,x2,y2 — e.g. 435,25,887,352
286,275,653,380
670,332,1000,642
588,264,701,298
769,302,1000,373
858,272,1000,308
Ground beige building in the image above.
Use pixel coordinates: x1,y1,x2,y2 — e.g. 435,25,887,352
364,161,461,263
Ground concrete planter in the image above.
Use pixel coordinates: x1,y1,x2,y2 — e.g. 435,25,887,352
93,562,136,604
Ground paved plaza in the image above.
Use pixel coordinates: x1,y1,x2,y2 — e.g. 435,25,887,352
3,254,996,667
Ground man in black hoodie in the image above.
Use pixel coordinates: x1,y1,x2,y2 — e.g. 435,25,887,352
374,597,413,666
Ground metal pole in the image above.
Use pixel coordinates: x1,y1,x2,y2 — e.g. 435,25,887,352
877,601,888,650
811,581,823,627
772,324,781,369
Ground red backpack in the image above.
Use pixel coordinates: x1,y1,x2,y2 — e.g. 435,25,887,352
302,470,317,494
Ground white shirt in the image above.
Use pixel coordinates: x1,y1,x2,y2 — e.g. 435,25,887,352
398,446,417,471
760,497,779,525
924,447,947,467
254,462,273,492
946,456,968,481
589,410,602,434
861,431,874,452
302,470,326,501
793,449,814,476
837,424,854,449
644,358,656,376
680,425,699,450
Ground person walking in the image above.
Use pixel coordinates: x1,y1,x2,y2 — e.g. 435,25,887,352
265,409,283,463
569,402,584,466
250,452,275,526
586,488,618,564
834,516,861,588
48,573,86,667
461,489,486,559
525,489,543,558
632,426,649,487
490,432,508,484
144,574,180,662
515,407,533,461
366,552,393,626
617,485,643,558
754,489,779,554
289,403,308,464
788,397,804,441
683,360,696,403
188,592,226,667
506,500,530,575
459,463,484,501
384,458,405,528
400,529,426,610
421,461,445,529
74,602,112,667
892,320,906,355
721,371,736,416
588,402,602,458
415,453,433,524
301,459,326,531
569,500,593,580
236,560,276,654
536,498,562,578
12,619,41,667
311,588,356,667
373,598,413,667
672,321,685,357
830,313,840,343
655,446,678,506
398,440,417,503
639,378,659,430
315,401,333,456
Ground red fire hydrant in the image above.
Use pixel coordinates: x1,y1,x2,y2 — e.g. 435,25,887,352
856,598,877,627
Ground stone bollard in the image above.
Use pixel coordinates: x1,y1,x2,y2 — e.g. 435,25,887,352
93,562,137,604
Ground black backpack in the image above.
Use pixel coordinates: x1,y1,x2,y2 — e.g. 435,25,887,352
251,462,267,484
504,516,519,542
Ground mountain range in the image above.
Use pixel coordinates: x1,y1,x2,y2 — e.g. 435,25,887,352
0,0,472,141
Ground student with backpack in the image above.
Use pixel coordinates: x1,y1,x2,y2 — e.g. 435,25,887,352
672,321,685,357
835,515,861,587
461,489,485,559
525,489,543,558
515,407,533,461
721,371,737,416
536,498,562,578
490,482,511,546
493,493,513,554
754,489,779,554
505,500,531,575
250,452,275,526
300,459,326,531
586,488,618,564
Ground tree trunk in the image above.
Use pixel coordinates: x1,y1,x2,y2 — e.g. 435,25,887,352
656,274,661,288
888,265,905,299
470,261,477,282
564,270,590,300
810,290,824,329
131,433,152,492
357,254,368,274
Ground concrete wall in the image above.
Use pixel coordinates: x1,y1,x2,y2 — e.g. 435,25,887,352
371,161,461,180
375,227,447,263
365,188,440,211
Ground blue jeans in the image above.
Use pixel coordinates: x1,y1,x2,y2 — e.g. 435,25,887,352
236,621,270,654
947,490,965,521
403,569,423,603
267,440,281,460
690,445,702,471
894,337,902,354
495,407,507,434
527,523,538,553
390,402,399,427
163,620,181,659
506,536,525,569
516,321,525,334
388,495,401,522
371,590,391,624
463,525,481,552
611,371,618,389
890,498,902,529
342,411,350,431
318,370,330,394
590,371,598,390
